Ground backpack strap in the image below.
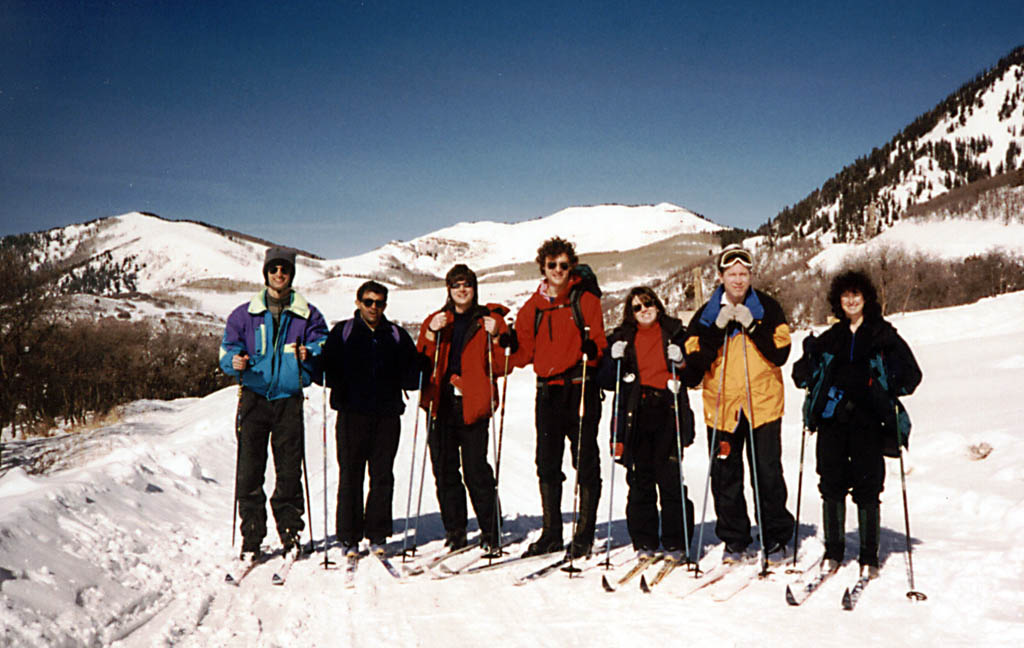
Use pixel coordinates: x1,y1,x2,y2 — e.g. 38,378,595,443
341,317,400,344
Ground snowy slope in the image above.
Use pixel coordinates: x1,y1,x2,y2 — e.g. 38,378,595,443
810,207,1024,272
2,292,1023,647
326,202,720,280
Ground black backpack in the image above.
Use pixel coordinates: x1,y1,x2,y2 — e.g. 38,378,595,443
533,263,602,338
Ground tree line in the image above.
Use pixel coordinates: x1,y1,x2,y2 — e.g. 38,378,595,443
1,245,231,439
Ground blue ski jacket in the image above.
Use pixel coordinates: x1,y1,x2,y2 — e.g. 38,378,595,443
219,289,328,400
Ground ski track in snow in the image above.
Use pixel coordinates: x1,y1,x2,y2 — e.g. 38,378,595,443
2,293,1024,646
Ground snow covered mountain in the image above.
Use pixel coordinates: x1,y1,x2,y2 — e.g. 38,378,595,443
769,45,1024,243
9,203,720,299
331,202,721,281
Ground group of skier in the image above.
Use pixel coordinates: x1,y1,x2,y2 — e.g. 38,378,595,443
219,237,921,583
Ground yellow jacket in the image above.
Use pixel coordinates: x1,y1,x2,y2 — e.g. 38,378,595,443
683,287,791,430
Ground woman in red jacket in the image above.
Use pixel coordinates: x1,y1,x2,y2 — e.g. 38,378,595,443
417,264,509,552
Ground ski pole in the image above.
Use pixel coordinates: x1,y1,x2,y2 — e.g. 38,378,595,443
484,331,502,560
601,356,623,570
232,376,244,549
740,332,770,577
899,449,927,601
296,338,314,555
563,326,591,576
412,338,442,554
788,423,808,573
493,336,512,557
670,360,692,568
694,334,730,573
401,359,427,561
322,368,333,569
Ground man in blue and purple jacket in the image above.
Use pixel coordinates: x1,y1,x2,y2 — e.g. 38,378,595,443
219,246,328,561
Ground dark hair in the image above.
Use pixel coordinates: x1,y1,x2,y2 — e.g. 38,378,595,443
444,264,478,310
828,270,881,320
535,237,579,274
622,286,666,327
357,280,389,300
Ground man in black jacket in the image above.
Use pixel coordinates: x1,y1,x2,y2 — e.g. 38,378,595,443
322,280,421,557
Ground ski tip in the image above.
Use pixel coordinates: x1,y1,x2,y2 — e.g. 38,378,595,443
785,585,798,606
601,575,615,593
271,575,284,586
841,588,853,610
639,575,650,593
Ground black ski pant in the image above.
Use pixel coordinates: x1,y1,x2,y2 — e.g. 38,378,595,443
235,389,305,551
534,379,602,494
626,388,694,552
335,410,401,546
428,396,498,543
707,414,794,551
816,412,885,506
817,409,885,565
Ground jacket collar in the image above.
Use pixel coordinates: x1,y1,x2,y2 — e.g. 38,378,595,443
248,289,311,319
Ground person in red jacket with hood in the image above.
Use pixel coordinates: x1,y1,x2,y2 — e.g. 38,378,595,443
507,237,607,558
417,264,510,552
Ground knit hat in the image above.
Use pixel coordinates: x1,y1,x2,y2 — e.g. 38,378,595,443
263,247,296,287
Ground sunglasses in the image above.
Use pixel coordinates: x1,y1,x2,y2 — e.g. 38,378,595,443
360,298,386,308
546,261,571,271
449,281,473,290
267,264,291,275
631,300,654,313
719,248,753,270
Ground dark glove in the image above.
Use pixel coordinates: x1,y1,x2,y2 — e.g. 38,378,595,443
581,338,598,360
498,330,519,353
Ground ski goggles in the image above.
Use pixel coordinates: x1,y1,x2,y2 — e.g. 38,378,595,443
718,246,753,271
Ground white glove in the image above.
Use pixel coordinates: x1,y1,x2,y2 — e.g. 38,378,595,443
666,378,681,394
610,340,628,360
734,304,754,330
714,303,736,330
667,343,683,363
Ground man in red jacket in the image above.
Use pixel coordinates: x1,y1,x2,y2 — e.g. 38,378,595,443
508,237,607,558
417,264,509,552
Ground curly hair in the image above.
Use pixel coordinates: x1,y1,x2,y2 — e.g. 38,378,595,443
535,237,579,274
828,270,881,320
622,286,666,326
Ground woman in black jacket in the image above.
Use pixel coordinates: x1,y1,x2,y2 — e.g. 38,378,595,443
597,286,695,561
792,270,921,578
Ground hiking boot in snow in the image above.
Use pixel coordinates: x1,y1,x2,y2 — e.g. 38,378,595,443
445,530,468,552
722,543,751,564
524,534,564,557
239,548,262,562
764,541,788,565
341,542,359,558
663,549,685,563
565,539,592,560
281,529,301,556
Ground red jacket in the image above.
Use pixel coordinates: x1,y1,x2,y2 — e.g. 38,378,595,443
417,303,510,425
510,276,606,380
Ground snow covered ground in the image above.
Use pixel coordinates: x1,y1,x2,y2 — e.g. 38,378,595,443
2,292,1023,647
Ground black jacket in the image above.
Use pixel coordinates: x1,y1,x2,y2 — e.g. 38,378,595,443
596,314,695,466
792,313,921,453
322,312,421,416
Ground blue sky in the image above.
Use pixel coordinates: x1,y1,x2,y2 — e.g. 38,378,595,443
2,0,1021,258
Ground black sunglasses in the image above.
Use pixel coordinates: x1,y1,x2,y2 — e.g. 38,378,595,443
546,261,570,271
632,300,654,313
361,298,386,308
267,264,291,275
